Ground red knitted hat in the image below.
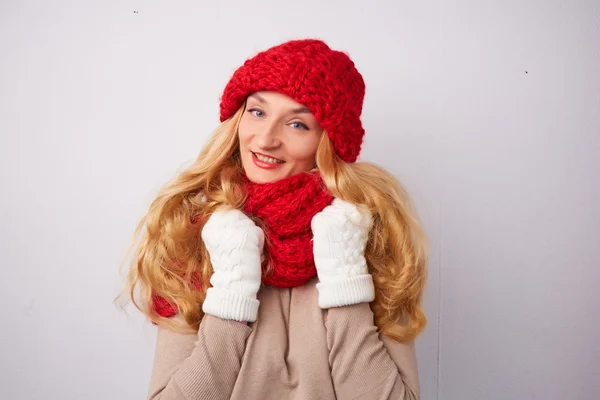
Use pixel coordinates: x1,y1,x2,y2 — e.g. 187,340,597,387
219,39,366,163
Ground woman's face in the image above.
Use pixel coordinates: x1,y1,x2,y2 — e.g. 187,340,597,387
238,91,322,184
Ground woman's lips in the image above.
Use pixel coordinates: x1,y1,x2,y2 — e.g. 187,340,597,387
252,152,284,170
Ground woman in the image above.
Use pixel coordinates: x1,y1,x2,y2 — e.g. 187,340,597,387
122,38,428,399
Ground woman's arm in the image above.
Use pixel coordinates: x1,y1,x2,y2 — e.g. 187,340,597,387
147,314,251,400
312,198,420,398
325,303,420,400
147,207,263,399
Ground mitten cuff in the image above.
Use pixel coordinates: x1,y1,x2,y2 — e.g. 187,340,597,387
202,287,260,322
316,274,375,309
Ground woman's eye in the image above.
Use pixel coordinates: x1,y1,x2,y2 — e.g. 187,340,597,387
248,109,264,118
290,121,309,130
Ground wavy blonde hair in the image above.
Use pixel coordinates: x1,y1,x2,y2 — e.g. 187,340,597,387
118,103,428,342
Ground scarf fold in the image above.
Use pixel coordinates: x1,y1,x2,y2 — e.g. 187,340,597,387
242,171,333,287
152,171,332,317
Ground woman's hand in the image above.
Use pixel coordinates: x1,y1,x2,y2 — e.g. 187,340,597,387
311,198,375,309
201,207,264,322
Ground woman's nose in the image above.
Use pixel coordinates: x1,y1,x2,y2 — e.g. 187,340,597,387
256,123,281,149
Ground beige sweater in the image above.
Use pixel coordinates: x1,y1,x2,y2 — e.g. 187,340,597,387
147,277,420,400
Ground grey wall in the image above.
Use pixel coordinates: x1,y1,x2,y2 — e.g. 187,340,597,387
1,1,598,399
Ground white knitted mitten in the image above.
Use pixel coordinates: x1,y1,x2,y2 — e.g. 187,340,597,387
201,207,264,322
311,198,375,309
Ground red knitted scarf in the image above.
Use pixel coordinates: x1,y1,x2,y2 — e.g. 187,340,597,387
152,171,333,317
242,171,333,287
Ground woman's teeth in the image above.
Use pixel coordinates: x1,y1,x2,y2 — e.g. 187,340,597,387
254,153,284,164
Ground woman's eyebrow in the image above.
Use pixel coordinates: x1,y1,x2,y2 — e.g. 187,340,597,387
248,94,312,114
248,93,267,103
291,106,311,114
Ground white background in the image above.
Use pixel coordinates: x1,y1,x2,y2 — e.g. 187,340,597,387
1,1,599,399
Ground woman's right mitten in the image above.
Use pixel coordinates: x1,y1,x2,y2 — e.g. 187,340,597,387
201,207,264,322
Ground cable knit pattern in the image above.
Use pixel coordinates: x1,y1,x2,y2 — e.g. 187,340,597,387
243,171,334,287
219,38,366,163
151,172,333,318
311,198,375,308
201,208,264,322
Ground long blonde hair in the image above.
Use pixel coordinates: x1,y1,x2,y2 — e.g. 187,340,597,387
118,104,428,342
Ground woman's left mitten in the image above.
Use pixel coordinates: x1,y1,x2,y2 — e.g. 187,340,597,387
311,198,375,309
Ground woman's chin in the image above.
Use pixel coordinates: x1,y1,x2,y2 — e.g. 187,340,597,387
244,168,284,184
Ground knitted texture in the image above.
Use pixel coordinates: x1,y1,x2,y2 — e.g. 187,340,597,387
243,171,334,287
151,292,178,317
219,38,366,163
201,208,264,322
311,198,375,308
152,171,333,318
151,272,202,319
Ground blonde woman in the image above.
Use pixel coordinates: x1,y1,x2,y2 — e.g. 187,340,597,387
122,38,427,399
